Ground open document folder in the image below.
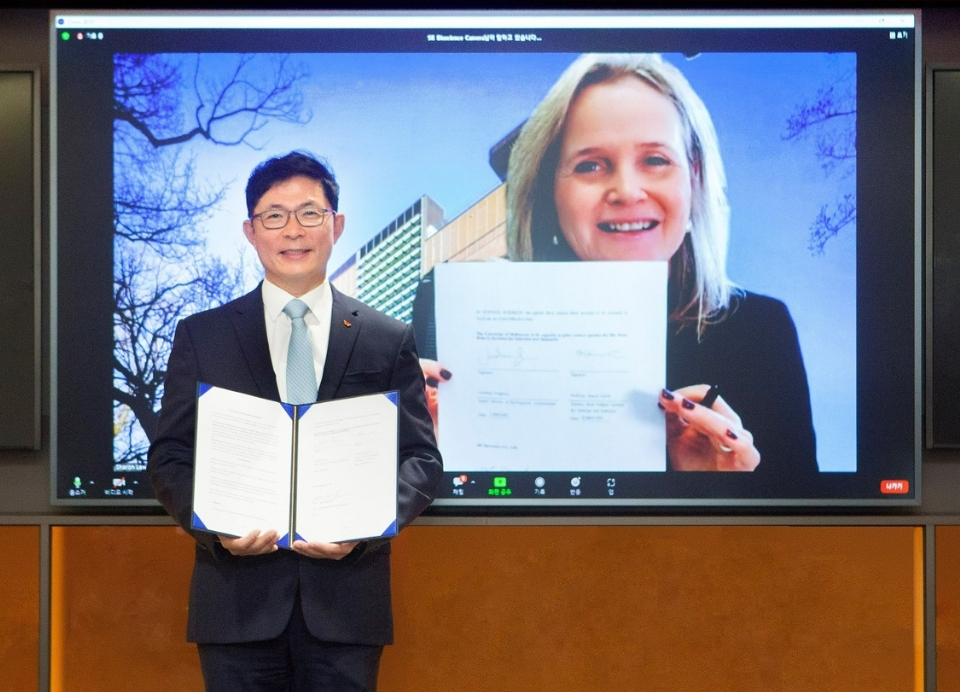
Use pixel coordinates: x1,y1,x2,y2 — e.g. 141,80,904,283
192,385,398,547
435,261,668,473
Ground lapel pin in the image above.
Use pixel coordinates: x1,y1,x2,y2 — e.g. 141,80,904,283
343,319,352,328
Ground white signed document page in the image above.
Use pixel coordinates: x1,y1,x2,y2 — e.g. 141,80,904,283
435,261,668,473
192,385,398,547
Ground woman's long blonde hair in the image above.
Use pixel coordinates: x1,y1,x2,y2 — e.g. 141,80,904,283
506,53,738,333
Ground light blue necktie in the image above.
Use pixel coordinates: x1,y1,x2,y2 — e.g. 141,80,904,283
282,299,318,405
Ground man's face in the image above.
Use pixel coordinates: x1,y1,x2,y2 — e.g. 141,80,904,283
243,175,345,297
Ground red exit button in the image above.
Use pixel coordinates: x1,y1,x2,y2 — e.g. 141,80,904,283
880,480,910,494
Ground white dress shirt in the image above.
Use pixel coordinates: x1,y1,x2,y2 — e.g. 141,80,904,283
260,279,333,403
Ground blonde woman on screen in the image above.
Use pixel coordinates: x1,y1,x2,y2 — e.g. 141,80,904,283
423,53,817,480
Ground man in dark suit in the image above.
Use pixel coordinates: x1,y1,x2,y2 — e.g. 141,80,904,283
148,151,443,691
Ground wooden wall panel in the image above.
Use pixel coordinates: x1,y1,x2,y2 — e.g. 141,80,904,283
0,526,40,692
42,524,918,691
51,526,203,692
383,525,918,692
937,525,960,689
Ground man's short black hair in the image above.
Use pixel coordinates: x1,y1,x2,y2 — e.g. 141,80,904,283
245,150,340,216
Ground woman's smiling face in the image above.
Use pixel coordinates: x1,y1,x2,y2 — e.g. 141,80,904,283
553,76,693,262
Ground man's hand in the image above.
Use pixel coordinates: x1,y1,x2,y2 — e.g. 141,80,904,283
292,540,359,560
218,529,280,556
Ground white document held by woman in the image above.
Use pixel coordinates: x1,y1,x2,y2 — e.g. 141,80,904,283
435,261,667,473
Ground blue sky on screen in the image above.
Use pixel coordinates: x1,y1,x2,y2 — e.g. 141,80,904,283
153,51,857,471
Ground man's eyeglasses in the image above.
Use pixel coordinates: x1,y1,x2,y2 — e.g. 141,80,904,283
250,206,334,230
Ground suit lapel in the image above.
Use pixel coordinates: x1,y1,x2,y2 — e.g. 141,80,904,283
230,284,281,401
318,287,361,402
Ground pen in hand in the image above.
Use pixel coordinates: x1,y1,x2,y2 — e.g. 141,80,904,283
699,384,721,409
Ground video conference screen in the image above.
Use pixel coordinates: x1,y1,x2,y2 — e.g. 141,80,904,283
51,11,921,507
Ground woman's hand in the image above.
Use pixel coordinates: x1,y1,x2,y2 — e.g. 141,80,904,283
419,358,451,436
658,385,760,471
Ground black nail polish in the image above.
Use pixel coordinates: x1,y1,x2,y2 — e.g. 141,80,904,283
657,402,666,411
440,369,452,380
726,429,738,440
425,376,439,388
661,388,675,400
682,398,695,410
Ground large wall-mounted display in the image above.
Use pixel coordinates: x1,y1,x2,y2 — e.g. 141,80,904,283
51,11,921,508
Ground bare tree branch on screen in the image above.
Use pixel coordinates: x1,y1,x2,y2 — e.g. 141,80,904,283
782,66,857,255
111,53,310,471
113,244,247,466
114,53,309,148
